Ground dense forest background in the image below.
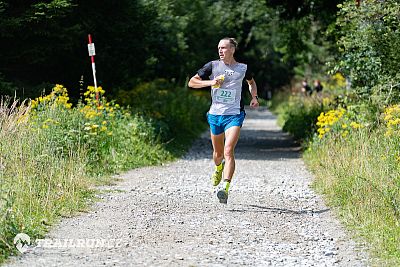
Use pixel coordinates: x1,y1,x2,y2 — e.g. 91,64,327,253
0,0,341,100
2,1,400,264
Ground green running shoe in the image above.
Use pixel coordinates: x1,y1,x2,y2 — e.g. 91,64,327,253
217,180,230,204
211,162,224,186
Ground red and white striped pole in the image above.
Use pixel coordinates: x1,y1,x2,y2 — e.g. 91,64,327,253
87,34,99,104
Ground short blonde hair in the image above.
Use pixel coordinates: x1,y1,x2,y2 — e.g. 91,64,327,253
220,37,238,50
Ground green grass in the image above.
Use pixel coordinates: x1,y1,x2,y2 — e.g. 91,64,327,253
0,82,209,263
304,128,400,266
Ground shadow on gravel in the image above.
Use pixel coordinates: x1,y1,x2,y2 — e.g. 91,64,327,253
186,108,302,161
187,129,301,161
244,110,276,120
236,129,301,161
228,204,330,215
189,136,301,161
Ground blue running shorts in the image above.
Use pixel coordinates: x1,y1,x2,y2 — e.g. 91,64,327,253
206,111,246,135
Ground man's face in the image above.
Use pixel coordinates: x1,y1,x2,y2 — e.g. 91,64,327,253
218,40,235,60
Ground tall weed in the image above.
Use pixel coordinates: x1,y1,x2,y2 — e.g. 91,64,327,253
0,97,91,261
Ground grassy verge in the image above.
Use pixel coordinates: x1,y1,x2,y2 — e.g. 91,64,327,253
270,89,400,265
304,128,400,266
0,82,208,263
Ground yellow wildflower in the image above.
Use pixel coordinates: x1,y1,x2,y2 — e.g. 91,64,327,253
350,122,362,129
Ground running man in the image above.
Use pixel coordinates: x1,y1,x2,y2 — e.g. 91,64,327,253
188,37,259,204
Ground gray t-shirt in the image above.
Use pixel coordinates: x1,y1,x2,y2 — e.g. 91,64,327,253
197,60,253,115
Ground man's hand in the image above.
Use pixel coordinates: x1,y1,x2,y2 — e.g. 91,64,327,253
211,75,225,88
247,78,259,108
250,97,259,108
188,74,226,89
210,79,220,87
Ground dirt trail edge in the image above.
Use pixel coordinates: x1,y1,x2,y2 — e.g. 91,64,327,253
6,107,369,267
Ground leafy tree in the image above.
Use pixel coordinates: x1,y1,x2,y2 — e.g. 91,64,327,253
333,0,400,104
0,0,78,96
0,0,162,97
0,0,345,100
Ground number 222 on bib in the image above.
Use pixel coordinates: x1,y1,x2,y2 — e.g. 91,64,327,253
215,88,235,104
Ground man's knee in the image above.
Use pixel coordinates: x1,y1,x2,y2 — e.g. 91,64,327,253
214,150,224,159
224,146,235,159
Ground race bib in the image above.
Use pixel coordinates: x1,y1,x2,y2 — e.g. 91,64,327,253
215,88,235,104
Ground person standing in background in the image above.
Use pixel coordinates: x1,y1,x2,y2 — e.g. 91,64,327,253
314,80,323,93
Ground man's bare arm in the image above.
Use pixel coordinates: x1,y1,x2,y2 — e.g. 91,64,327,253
247,78,258,98
247,78,259,108
188,74,220,89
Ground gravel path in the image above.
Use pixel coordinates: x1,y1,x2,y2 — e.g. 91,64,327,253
6,107,369,266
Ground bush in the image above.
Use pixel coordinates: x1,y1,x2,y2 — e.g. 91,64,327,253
281,96,325,140
270,90,334,141
0,74,18,97
333,0,400,104
116,79,209,148
30,85,170,175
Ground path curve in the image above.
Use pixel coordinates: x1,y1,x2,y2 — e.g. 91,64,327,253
6,107,368,266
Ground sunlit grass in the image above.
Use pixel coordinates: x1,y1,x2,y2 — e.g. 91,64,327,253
271,89,400,265
0,82,208,262
305,128,400,265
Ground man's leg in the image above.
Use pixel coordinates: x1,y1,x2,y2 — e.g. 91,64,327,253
210,132,225,186
223,126,241,181
210,132,224,166
216,126,241,204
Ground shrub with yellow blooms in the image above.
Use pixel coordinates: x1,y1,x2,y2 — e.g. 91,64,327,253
383,104,400,137
27,84,155,173
79,85,126,138
25,81,206,174
332,73,346,89
30,84,72,111
316,107,363,139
